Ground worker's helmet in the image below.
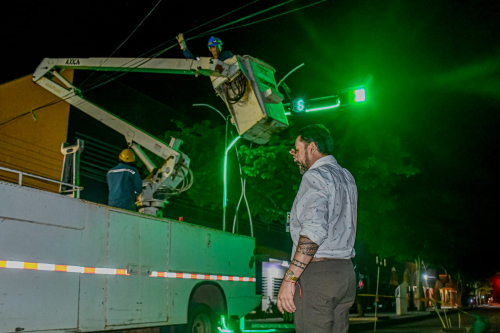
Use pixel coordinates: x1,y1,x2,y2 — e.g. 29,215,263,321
119,148,135,163
207,36,223,48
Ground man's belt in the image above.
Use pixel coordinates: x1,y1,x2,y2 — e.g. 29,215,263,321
310,257,349,262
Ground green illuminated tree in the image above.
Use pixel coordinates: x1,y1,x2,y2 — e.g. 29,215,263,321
158,120,226,209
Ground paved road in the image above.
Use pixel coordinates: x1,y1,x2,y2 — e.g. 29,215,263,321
352,308,500,333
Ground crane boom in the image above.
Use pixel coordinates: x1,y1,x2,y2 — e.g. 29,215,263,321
32,54,289,215
33,55,289,145
33,57,232,81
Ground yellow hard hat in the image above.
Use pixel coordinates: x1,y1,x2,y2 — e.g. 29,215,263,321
119,148,135,163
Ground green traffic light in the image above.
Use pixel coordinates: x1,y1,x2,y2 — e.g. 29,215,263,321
354,88,366,102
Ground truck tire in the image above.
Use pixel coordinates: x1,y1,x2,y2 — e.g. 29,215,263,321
187,304,217,333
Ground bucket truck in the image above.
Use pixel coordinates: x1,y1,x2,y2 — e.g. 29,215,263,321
0,54,290,333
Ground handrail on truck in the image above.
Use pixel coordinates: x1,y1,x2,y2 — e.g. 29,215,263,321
0,166,84,197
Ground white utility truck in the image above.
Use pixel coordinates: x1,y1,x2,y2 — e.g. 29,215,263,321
0,55,288,333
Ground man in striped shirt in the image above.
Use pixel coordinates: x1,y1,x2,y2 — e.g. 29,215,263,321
107,149,143,211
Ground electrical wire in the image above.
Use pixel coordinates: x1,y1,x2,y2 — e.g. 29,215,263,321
202,0,294,35
5,0,327,128
79,0,164,88
194,0,327,38
0,112,31,128
183,0,260,36
79,0,298,92
224,73,247,104
229,129,254,237
277,63,305,87
79,1,261,91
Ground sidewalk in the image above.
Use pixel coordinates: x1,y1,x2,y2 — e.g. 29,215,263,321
245,308,476,332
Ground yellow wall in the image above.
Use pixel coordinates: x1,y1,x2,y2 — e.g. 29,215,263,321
0,70,73,192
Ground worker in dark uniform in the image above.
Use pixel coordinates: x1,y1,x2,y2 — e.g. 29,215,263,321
107,148,143,211
176,34,234,62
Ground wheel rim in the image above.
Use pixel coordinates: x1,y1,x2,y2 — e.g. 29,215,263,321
190,312,212,333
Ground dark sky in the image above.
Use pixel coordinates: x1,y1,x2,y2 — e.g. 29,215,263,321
3,0,500,276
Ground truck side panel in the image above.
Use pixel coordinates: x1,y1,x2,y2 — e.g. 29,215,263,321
0,183,82,332
169,222,260,320
0,182,259,332
106,212,142,327
138,217,169,324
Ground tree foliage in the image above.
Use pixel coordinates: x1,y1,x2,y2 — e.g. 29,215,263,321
158,120,226,210
160,111,420,258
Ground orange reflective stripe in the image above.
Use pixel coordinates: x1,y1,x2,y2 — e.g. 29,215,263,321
1,258,254,282
55,265,67,272
84,267,95,274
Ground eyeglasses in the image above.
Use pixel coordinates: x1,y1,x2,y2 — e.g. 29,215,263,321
290,143,308,155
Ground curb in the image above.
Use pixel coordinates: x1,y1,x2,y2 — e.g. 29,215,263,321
349,313,432,331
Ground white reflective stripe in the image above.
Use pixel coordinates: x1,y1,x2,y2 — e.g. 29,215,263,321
1,260,126,275
148,271,256,282
38,263,56,271
108,168,136,175
6,261,24,269
67,265,84,273
1,260,254,281
95,268,111,274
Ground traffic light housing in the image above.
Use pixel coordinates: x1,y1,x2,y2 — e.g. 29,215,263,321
285,86,367,115
338,86,366,105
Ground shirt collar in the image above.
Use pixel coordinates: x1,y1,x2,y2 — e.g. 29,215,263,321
308,155,337,171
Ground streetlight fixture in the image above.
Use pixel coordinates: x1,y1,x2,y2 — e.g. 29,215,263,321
224,136,241,231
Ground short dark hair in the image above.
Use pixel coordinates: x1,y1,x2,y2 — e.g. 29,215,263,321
298,124,334,155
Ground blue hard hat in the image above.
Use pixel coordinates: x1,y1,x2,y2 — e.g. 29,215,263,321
208,36,223,48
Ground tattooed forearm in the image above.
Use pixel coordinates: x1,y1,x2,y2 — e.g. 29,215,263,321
297,235,319,257
291,259,307,270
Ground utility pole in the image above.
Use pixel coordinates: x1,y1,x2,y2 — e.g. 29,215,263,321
416,257,425,311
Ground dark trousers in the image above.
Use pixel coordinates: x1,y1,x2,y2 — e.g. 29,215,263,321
294,259,356,333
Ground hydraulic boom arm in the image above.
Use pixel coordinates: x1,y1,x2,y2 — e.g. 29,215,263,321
33,54,290,215
34,55,289,145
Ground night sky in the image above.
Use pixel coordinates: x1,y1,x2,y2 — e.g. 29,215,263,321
3,0,500,277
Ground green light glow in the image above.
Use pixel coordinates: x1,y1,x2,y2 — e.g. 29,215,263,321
305,99,341,112
354,88,366,102
218,316,276,333
223,136,241,209
285,112,291,116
